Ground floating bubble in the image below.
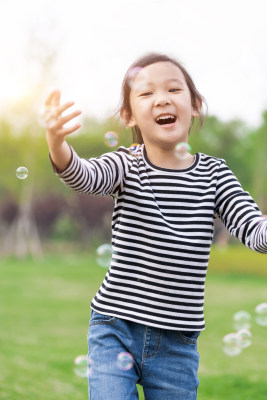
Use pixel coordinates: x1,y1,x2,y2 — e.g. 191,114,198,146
38,106,59,128
104,131,118,148
129,143,142,157
236,329,252,348
38,107,47,127
74,355,87,377
74,355,94,378
175,142,192,160
127,67,151,93
116,352,134,370
255,303,267,326
127,66,143,89
222,333,242,356
233,310,251,330
96,244,113,268
16,166,29,180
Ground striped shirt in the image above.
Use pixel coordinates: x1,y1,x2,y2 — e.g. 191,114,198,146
54,143,267,331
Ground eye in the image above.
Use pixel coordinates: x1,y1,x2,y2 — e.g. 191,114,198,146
140,92,153,96
169,88,181,92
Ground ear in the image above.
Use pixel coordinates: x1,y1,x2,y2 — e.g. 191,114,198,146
120,108,137,128
192,98,202,117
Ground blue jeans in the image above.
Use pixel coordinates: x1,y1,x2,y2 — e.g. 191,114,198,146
88,310,200,400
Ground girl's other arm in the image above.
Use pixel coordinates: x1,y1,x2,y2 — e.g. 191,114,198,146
215,161,267,254
44,90,82,172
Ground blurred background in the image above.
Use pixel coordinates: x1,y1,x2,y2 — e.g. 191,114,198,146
0,1,267,399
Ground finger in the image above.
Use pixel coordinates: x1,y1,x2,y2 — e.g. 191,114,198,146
45,89,60,109
51,90,61,107
57,123,82,136
56,101,76,117
45,100,77,121
44,104,80,125
56,110,82,127
47,110,81,130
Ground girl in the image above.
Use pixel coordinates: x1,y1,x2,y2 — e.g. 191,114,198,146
45,53,267,400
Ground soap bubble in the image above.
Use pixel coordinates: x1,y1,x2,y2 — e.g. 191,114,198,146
116,352,134,370
96,244,113,268
129,143,141,157
222,333,242,356
130,143,139,149
104,131,118,148
127,66,143,88
74,355,94,378
236,329,252,348
127,66,151,93
175,142,192,160
38,107,47,127
255,303,267,326
39,106,59,128
16,166,29,180
233,310,251,330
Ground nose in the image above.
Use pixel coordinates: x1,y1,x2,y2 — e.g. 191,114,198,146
154,92,171,107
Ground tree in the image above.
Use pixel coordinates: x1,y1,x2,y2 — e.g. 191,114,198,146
189,115,254,191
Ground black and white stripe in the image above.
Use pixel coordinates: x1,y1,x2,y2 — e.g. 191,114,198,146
55,144,267,330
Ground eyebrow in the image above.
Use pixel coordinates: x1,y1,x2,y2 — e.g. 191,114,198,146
136,78,184,87
165,78,184,84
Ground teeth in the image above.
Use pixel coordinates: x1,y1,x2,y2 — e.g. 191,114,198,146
156,114,175,122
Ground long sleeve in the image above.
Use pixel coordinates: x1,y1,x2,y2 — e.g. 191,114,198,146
214,160,267,253
52,146,134,198
50,147,264,331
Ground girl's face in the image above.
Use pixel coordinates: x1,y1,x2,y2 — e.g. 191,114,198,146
126,61,199,150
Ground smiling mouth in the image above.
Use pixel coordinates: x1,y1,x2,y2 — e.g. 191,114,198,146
155,114,177,125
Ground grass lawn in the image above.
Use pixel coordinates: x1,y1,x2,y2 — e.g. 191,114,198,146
0,245,266,399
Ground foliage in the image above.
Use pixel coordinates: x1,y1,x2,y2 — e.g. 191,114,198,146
249,111,267,207
190,116,253,191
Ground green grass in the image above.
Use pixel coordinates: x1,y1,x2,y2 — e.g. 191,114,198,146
0,246,267,399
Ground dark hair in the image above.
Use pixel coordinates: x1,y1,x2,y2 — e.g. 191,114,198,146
119,52,207,144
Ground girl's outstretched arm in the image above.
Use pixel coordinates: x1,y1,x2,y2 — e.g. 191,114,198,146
215,161,267,254
44,90,82,172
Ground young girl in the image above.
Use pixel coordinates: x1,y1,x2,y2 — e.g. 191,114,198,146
45,53,267,400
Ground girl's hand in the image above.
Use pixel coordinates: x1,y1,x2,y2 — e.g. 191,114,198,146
44,89,82,148
44,90,82,172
